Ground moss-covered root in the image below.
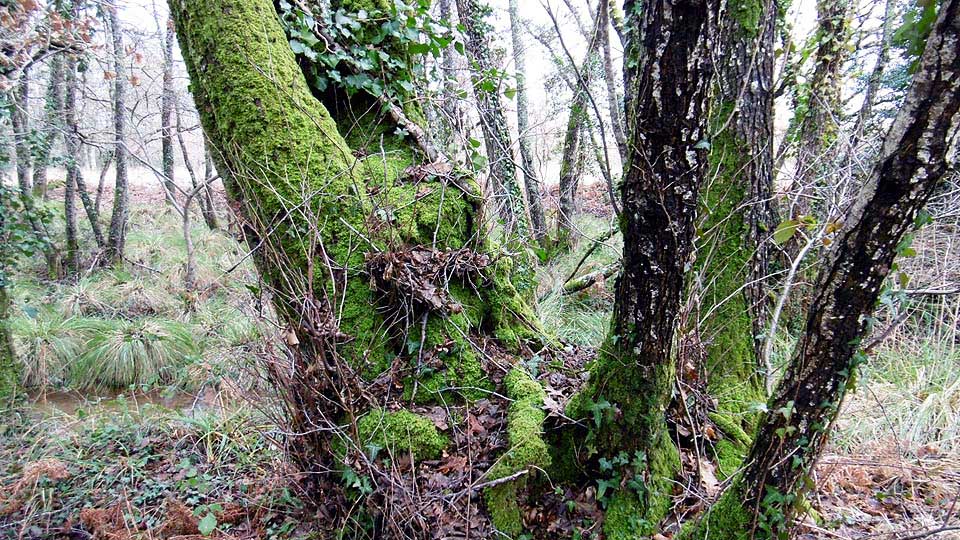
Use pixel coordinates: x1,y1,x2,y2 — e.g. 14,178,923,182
485,368,551,537
603,430,681,540
677,485,753,540
356,409,448,460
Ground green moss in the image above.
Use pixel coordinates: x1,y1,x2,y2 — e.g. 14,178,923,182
602,430,680,539
678,485,753,540
698,101,767,463
356,409,448,460
713,439,745,480
484,256,546,349
730,0,764,38
485,368,551,537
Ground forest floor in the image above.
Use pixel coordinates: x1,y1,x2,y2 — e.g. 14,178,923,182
2,177,959,539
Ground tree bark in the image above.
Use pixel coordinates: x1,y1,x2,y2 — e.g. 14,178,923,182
161,17,177,206
0,283,18,403
169,3,543,535
557,6,603,242
789,0,850,219
508,0,546,244
566,0,717,535
11,72,60,277
600,0,627,164
64,31,105,252
688,3,960,537
695,0,777,465
105,3,129,265
33,55,64,200
456,0,529,241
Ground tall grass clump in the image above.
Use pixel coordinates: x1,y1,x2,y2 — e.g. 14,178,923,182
71,319,200,390
9,312,91,388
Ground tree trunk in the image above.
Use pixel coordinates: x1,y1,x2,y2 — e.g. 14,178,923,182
508,0,546,244
694,0,777,470
438,0,466,152
556,6,603,242
456,0,529,241
176,105,219,231
851,0,896,143
200,147,219,230
64,39,105,251
12,72,60,278
0,283,18,403
565,0,717,536
687,4,960,537
789,0,850,219
170,1,544,535
105,3,129,265
33,55,65,200
12,74,31,197
600,0,627,164
161,17,178,206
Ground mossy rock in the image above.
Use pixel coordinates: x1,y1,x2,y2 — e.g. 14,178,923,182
356,409,447,460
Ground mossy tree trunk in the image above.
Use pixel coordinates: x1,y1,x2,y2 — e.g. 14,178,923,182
556,6,603,243
170,0,545,534
456,0,529,241
160,17,177,207
566,0,718,536
788,0,850,220
695,0,777,471
686,4,960,537
11,72,60,278
33,54,64,201
0,283,18,403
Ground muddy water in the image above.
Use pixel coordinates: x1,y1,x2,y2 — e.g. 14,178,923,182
26,388,217,416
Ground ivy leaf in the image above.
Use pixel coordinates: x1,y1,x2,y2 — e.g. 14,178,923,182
198,513,217,536
773,219,801,245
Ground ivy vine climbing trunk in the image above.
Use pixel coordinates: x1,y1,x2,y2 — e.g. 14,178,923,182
789,0,850,219
105,3,129,265
695,0,776,470
566,0,718,536
508,0,546,244
456,0,529,240
686,3,960,537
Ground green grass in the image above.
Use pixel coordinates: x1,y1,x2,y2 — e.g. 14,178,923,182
6,198,266,394
536,215,620,348
833,321,960,454
72,318,199,390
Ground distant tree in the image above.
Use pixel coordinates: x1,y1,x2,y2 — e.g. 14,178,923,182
456,0,529,240
105,2,129,265
161,16,177,206
508,0,546,244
